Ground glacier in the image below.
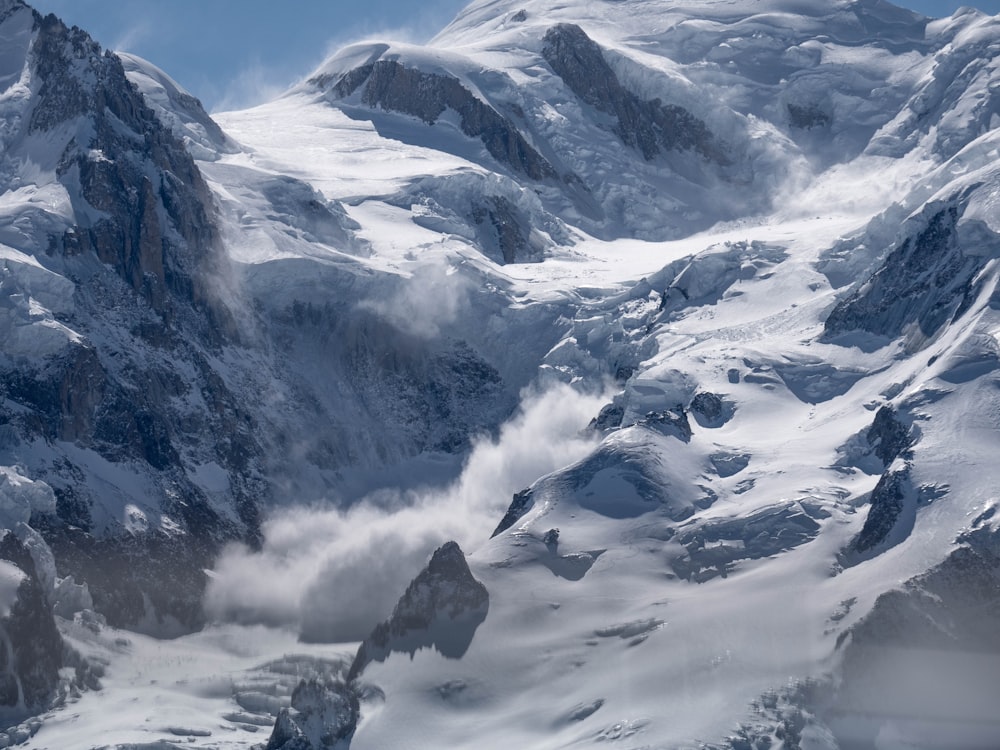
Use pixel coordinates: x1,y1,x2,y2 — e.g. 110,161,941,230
0,0,998,748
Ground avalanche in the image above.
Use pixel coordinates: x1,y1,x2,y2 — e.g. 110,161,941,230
0,0,998,748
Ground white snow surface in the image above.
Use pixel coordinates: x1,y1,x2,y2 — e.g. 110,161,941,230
7,0,1000,748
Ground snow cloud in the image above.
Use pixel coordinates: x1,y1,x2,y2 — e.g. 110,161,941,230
358,261,475,340
212,61,294,114
203,382,608,642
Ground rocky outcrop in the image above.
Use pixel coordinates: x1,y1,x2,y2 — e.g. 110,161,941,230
492,488,535,538
825,205,986,346
265,679,360,750
29,10,225,323
689,392,722,422
542,24,725,163
0,5,261,632
588,401,625,434
39,521,222,633
638,408,692,442
846,467,915,560
0,532,63,724
348,542,489,681
471,195,542,264
331,59,557,182
866,405,912,466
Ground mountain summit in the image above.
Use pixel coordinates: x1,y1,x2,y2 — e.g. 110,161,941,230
2,0,1000,748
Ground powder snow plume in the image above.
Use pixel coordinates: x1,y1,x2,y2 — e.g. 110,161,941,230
203,383,608,641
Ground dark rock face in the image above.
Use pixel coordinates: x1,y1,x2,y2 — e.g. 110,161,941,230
542,24,724,163
38,521,219,633
588,402,625,434
492,488,535,538
852,467,913,556
471,196,540,264
866,405,912,466
638,408,692,442
265,679,360,750
332,59,557,181
0,6,262,632
690,392,723,422
348,542,489,681
30,11,224,320
305,313,508,456
825,206,986,344
0,533,63,724
2,332,262,631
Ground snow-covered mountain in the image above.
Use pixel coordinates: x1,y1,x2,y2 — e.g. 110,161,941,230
1,0,1000,747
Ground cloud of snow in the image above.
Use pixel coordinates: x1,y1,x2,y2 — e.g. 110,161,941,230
315,0,464,60
212,61,293,114
203,382,608,641
111,20,152,54
358,261,475,340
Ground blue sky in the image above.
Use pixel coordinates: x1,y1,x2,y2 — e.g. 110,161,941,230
27,0,1000,113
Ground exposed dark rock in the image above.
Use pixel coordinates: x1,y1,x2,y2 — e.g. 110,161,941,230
542,24,724,163
825,205,986,345
3,344,104,445
37,516,228,634
638,408,692,442
594,618,662,641
567,699,604,722
333,59,557,181
851,467,913,556
348,542,489,681
588,402,625,434
471,195,540,264
260,176,362,251
0,533,64,724
331,320,507,455
706,679,832,750
492,488,535,538
542,528,560,549
690,391,734,428
2,336,264,597
614,365,634,382
28,10,227,325
866,405,912,465
690,392,723,422
0,7,268,634
265,679,359,750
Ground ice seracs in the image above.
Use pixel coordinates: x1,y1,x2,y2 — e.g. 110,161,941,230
3,0,1000,747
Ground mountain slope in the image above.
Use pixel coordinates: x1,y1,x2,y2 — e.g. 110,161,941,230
2,0,1000,748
